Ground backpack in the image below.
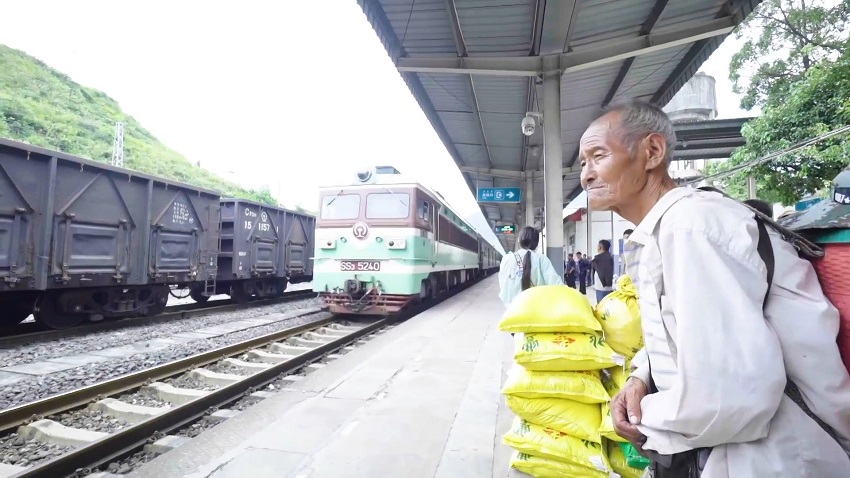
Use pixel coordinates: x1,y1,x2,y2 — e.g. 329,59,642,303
698,186,843,438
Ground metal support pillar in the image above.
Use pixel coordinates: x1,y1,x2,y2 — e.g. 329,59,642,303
747,176,757,199
525,177,534,228
543,69,565,277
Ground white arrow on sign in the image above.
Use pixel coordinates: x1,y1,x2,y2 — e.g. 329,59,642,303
506,191,515,199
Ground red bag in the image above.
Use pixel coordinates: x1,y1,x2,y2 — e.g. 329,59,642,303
812,244,850,374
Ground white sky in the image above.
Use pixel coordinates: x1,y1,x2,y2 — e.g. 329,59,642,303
0,0,754,251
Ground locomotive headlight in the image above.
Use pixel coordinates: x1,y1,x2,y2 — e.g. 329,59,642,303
387,239,406,249
321,239,337,249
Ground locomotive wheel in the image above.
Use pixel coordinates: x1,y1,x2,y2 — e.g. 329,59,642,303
230,285,251,304
33,292,84,329
190,289,210,304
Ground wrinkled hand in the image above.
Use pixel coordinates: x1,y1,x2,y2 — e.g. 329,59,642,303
612,376,649,453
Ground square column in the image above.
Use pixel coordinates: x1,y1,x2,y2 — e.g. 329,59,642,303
542,70,564,277
525,176,534,229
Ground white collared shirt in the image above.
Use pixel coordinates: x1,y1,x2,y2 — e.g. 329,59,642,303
626,187,850,477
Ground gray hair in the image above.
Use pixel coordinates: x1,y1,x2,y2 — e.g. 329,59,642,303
599,100,677,164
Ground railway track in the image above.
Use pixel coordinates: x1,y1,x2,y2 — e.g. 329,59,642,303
0,314,389,477
0,290,318,348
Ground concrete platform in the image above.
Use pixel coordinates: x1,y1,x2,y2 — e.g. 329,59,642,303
126,276,530,478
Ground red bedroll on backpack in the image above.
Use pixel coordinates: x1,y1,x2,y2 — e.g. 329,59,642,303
812,245,850,374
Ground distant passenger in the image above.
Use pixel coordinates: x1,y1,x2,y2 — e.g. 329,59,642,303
576,252,590,294
565,254,577,288
591,239,614,303
621,228,635,273
498,226,563,306
744,198,773,218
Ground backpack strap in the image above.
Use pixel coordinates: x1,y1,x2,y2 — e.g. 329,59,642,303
696,186,825,259
755,218,775,310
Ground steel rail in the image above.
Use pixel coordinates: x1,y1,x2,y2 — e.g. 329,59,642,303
0,289,318,348
10,317,386,477
0,313,334,433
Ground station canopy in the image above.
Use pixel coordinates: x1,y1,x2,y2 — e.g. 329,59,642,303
358,0,763,251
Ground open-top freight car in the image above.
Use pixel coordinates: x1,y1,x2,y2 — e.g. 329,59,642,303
0,138,220,329
189,199,315,303
312,166,501,315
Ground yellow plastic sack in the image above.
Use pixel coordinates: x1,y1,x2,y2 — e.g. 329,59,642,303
594,275,644,358
499,285,601,334
503,417,612,478
509,450,610,478
607,439,644,478
514,332,625,372
501,365,611,404
599,363,632,442
505,395,602,443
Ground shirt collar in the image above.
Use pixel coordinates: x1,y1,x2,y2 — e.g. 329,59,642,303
627,187,694,246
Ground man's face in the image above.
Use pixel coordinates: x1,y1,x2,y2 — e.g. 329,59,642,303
579,112,661,211
623,233,631,241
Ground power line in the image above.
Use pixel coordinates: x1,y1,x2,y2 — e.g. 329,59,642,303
688,123,850,186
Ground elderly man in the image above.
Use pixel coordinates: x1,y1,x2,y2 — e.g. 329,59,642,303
579,100,850,477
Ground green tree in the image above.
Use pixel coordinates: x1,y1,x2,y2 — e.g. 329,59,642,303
704,51,850,204
730,0,850,111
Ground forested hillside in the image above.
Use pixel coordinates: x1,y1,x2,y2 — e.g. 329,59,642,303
0,44,277,204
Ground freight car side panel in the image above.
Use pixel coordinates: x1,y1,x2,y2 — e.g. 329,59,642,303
149,189,218,283
281,211,315,282
0,149,40,288
50,159,148,285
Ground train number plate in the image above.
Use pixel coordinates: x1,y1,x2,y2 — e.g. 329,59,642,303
340,261,381,272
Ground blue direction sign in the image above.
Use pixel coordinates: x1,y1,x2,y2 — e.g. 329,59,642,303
477,187,521,203
795,197,824,212
494,224,516,235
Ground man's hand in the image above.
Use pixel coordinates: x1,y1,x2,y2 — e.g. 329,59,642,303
612,376,649,452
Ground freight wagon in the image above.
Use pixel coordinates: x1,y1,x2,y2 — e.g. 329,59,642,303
0,138,316,329
188,199,315,303
312,166,501,315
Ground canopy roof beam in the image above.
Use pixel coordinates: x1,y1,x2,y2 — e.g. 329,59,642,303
396,16,737,77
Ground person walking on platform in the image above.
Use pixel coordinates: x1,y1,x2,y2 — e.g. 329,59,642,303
592,240,615,303
565,255,577,288
579,99,850,477
575,252,589,295
498,226,563,306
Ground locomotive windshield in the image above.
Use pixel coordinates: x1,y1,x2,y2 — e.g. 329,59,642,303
366,192,410,219
320,193,360,220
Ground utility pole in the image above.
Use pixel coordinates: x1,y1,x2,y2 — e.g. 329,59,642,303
111,122,125,168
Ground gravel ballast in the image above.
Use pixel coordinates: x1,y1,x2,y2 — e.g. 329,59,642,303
0,311,331,409
0,297,322,368
52,408,129,433
0,433,71,467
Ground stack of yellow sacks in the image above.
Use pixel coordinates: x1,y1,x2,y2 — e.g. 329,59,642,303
596,275,646,478
497,276,646,478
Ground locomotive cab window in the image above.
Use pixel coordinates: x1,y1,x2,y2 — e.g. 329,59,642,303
320,194,360,220
366,192,410,219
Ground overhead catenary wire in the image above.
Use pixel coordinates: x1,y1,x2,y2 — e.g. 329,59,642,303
688,123,850,186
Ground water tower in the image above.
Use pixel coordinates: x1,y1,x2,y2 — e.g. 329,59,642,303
663,72,718,184
663,72,718,122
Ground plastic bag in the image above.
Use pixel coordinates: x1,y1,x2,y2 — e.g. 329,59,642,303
509,450,611,478
505,395,602,443
501,365,611,404
499,285,601,334
594,275,644,359
621,442,651,470
503,417,612,477
515,332,625,372
606,439,645,478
